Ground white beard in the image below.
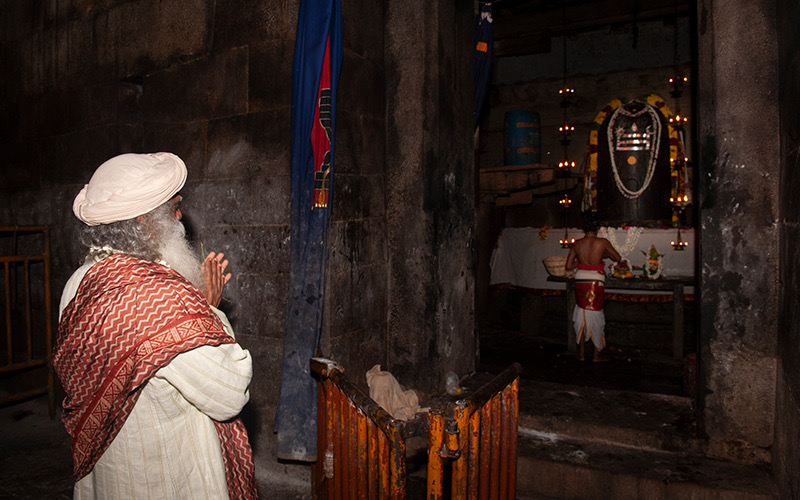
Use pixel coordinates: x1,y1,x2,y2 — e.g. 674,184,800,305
156,219,204,290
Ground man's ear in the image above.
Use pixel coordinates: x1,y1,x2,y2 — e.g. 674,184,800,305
136,214,155,237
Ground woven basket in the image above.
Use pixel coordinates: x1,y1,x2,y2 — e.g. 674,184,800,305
542,256,568,277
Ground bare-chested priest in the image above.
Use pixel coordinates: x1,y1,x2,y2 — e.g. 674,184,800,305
564,214,621,362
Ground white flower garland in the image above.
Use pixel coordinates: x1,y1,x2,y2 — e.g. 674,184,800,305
89,244,122,255
606,103,662,199
598,226,643,259
647,256,664,279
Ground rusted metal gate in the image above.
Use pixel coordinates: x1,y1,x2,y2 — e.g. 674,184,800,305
311,357,522,499
0,226,54,416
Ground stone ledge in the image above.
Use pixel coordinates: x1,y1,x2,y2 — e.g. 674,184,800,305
517,431,777,500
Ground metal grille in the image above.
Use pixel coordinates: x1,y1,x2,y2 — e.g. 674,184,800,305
0,226,55,416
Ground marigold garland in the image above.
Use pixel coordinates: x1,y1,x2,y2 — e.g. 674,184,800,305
538,225,551,241
583,94,688,225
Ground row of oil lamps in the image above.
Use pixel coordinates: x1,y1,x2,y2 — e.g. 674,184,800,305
559,228,689,250
559,229,688,250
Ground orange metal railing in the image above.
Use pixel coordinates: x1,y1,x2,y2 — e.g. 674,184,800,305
312,357,522,500
441,363,521,500
312,358,410,499
0,226,55,416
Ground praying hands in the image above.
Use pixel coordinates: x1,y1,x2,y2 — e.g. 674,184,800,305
201,251,231,307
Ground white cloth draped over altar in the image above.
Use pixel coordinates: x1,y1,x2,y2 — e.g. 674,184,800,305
489,227,695,292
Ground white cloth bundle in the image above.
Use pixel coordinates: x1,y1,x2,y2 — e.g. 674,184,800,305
366,365,424,421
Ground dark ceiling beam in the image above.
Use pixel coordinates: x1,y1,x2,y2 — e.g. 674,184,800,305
491,0,692,56
494,31,552,57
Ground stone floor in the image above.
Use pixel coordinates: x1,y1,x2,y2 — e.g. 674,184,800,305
477,325,688,397
476,327,777,499
0,395,313,499
0,396,73,499
0,328,772,499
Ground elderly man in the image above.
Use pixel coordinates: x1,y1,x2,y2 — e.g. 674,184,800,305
54,153,257,499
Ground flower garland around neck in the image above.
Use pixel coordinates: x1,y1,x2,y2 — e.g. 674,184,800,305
89,245,125,259
597,226,643,260
88,245,168,267
646,255,664,280
583,94,685,225
606,104,662,199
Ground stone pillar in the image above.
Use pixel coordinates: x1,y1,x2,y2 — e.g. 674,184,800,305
775,0,800,496
384,0,475,392
696,0,778,463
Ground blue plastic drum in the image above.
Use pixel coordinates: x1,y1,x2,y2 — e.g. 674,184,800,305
504,110,541,165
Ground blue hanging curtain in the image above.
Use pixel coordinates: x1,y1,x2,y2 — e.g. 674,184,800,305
474,3,494,129
274,0,342,462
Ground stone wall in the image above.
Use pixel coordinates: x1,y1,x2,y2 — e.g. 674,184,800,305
0,0,476,490
384,0,476,393
326,0,389,390
775,0,800,495
0,0,304,487
695,0,779,464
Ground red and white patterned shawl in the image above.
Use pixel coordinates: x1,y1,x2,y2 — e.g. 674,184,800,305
54,253,258,499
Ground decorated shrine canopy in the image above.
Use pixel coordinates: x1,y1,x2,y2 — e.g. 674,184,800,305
583,94,689,227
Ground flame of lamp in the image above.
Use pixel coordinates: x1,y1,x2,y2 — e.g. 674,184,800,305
558,159,576,169
669,77,686,98
671,240,688,250
671,230,689,250
670,194,691,206
559,229,574,248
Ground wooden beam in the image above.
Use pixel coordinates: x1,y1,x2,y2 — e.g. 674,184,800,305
492,0,692,57
496,191,534,206
479,165,556,193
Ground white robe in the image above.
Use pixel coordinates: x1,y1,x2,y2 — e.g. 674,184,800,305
59,262,253,500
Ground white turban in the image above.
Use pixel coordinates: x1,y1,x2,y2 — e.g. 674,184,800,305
73,153,187,226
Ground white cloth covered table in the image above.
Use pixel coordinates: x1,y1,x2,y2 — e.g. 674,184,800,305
489,227,695,293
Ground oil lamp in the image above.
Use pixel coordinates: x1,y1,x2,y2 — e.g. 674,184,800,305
558,192,573,247
671,228,689,251
558,159,576,169
669,194,689,205
559,123,575,146
559,229,575,249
